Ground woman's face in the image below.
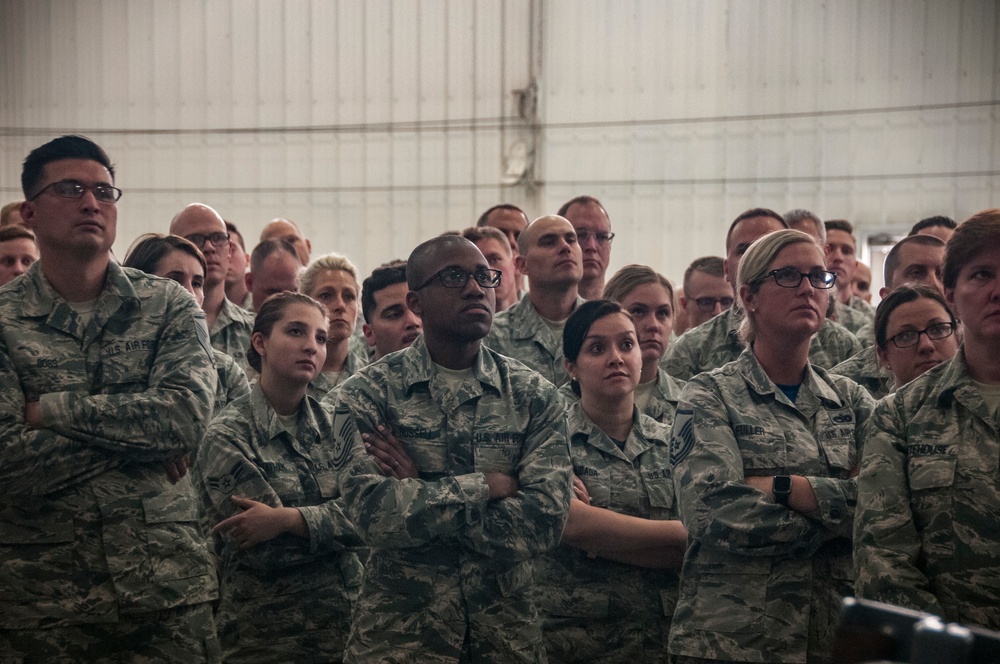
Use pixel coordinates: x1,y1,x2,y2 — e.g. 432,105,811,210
566,312,642,401
946,244,1000,349
306,269,359,343
155,249,205,307
252,302,328,385
618,282,673,364
877,297,959,387
742,241,829,342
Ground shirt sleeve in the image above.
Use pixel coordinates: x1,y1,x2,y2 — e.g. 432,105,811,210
670,375,830,558
854,394,944,614
333,376,492,549
39,291,217,462
459,376,572,564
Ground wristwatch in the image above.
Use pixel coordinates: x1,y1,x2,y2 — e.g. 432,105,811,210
773,475,792,506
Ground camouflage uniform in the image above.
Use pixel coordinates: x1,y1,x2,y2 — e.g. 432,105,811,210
332,334,572,663
560,368,685,427
855,347,1000,630
210,296,254,360
484,292,586,387
829,346,893,401
669,349,874,663
0,263,219,660
853,319,875,349
846,293,876,319
831,300,870,336
538,401,679,662
662,308,862,381
196,385,364,663
213,349,250,417
307,347,369,401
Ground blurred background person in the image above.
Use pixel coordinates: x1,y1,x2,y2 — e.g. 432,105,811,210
0,225,38,287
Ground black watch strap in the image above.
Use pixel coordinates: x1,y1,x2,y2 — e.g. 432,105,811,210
773,474,792,506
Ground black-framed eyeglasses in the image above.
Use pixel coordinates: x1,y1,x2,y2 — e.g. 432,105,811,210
887,322,956,349
184,232,231,248
575,230,615,246
694,296,735,312
30,179,122,203
757,267,837,290
415,266,502,290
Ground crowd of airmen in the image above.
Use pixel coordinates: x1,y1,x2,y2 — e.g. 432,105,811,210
0,134,997,663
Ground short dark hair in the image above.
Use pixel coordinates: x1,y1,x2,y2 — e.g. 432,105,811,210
909,215,957,236
724,208,787,251
882,234,945,290
683,256,725,294
943,209,1000,290
361,260,407,323
250,238,299,273
246,292,327,373
0,225,35,244
225,221,246,251
824,219,855,237
563,300,629,397
874,284,955,350
22,135,115,199
460,226,512,255
406,235,474,291
123,234,207,277
476,204,529,228
557,195,607,219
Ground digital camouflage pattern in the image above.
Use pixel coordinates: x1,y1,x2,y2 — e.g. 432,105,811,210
484,292,586,387
332,335,572,663
196,385,364,663
846,293,876,319
832,299,871,336
855,347,1000,630
830,346,894,401
669,349,874,663
538,401,679,662
210,296,254,360
212,349,250,418
853,319,875,349
306,346,368,401
662,307,862,381
0,263,218,630
560,368,685,428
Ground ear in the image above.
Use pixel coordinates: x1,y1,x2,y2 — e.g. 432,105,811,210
362,323,376,348
878,286,888,299
679,294,689,308
739,283,754,312
305,238,312,253
251,331,267,358
723,257,732,284
406,291,423,317
245,272,253,290
19,201,36,231
514,254,526,274
563,357,576,380
944,286,957,313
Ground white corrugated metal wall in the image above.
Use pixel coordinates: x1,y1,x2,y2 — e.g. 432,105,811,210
1,0,996,287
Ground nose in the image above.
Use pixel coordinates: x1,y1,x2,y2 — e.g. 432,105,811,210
403,309,421,330
712,301,725,316
461,273,486,297
915,331,936,353
79,188,101,211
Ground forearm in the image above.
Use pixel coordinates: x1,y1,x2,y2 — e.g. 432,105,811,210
562,500,687,553
296,499,364,553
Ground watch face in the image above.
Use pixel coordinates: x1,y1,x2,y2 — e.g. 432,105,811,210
774,475,792,492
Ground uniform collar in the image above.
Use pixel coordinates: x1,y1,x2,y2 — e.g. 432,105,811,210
737,346,845,410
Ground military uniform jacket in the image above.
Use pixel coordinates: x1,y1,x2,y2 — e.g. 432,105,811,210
830,346,894,401
0,263,218,628
537,402,679,656
669,349,874,663
332,335,572,663
213,349,250,417
210,296,254,359
847,293,876,319
832,299,871,336
558,368,685,428
662,307,862,381
307,346,368,401
855,347,1000,630
195,385,364,656
484,292,585,387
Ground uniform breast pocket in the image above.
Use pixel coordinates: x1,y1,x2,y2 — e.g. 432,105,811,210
268,471,307,504
738,433,788,473
97,353,152,393
142,489,212,581
908,455,957,556
818,408,859,472
473,437,522,473
643,475,677,521
314,468,340,499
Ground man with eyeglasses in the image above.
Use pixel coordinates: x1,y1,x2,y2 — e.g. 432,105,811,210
830,234,948,400
170,202,254,360
558,196,614,300
664,208,861,381
486,214,585,387
679,256,734,331
0,135,219,659
330,234,571,662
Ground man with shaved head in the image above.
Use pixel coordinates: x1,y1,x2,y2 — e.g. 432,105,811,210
261,217,311,265
247,239,301,313
485,214,584,386
664,208,861,380
170,203,254,357
331,234,571,662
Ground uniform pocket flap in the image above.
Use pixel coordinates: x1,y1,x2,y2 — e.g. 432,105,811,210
908,455,957,491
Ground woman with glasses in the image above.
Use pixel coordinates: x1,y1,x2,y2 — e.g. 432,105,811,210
668,229,875,663
538,300,686,662
602,265,686,426
873,284,959,391
299,253,368,400
195,292,363,662
856,210,1000,631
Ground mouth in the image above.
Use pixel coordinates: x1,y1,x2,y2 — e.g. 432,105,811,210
76,220,103,232
640,339,663,351
296,360,316,371
462,304,492,316
400,331,420,345
605,370,630,380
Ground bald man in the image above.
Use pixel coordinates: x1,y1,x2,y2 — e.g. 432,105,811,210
485,215,584,386
261,217,311,265
170,203,254,358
